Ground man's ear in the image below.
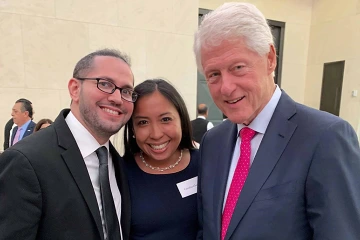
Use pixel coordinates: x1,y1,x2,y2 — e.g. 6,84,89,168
267,44,277,75
68,78,81,103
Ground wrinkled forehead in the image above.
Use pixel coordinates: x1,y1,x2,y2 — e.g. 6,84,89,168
200,38,251,62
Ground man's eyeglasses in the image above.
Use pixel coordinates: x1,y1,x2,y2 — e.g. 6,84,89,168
76,78,138,103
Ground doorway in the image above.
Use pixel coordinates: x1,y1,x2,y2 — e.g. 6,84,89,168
319,61,345,116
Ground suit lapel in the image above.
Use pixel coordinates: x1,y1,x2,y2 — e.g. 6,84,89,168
55,109,104,240
23,121,35,138
212,122,238,238
110,144,131,240
225,92,298,240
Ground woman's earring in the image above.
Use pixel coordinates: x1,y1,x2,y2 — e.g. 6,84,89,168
132,135,135,138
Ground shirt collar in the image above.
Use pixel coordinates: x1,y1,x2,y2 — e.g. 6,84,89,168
65,111,109,158
197,116,206,120
18,119,31,130
237,85,282,135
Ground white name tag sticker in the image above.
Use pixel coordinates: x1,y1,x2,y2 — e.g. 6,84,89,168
176,176,198,198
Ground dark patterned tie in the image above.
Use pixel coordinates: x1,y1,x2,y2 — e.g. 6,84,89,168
96,146,121,240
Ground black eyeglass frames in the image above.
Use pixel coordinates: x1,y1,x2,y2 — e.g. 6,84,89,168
76,77,138,103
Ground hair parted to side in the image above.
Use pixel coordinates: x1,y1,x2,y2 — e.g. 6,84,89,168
73,48,131,78
15,98,33,119
123,79,195,160
194,2,275,74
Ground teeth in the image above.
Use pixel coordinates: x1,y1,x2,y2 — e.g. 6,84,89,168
150,142,169,150
228,96,244,103
102,108,119,115
228,99,240,103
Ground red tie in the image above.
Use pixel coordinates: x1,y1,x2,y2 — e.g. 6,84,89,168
221,127,256,240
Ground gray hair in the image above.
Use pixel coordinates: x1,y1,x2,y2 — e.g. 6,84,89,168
73,48,131,78
194,2,275,74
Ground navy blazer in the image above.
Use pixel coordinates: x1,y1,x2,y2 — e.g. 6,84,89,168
0,109,131,240
10,120,36,146
197,91,360,240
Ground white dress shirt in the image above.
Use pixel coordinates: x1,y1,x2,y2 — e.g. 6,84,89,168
65,111,122,239
9,123,16,146
223,85,282,210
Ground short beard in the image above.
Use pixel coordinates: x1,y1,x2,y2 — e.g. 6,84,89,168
79,94,126,141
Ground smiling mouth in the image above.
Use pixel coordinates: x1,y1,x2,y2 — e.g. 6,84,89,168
101,107,121,115
149,141,169,150
226,96,245,104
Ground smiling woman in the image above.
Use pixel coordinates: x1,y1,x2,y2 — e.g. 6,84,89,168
123,79,199,240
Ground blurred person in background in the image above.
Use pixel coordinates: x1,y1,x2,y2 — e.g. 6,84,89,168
3,118,14,150
10,98,36,146
190,103,214,144
34,118,53,132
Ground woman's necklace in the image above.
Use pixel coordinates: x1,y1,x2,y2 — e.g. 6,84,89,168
139,149,183,172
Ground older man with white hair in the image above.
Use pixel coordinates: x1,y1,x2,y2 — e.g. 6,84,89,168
194,2,360,240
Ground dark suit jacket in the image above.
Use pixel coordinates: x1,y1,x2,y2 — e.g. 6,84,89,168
10,120,36,146
0,109,131,240
198,92,360,240
3,118,13,150
191,118,209,143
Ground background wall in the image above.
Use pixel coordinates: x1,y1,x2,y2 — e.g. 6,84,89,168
304,0,360,133
1,0,359,149
0,0,199,149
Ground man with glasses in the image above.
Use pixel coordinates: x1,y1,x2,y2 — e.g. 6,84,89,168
0,49,136,240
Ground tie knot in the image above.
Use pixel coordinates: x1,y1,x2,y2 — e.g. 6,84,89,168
96,146,108,165
240,127,256,141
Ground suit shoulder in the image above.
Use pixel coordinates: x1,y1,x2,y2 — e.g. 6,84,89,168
294,103,345,128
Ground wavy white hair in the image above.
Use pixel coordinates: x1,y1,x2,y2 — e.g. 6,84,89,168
194,2,275,74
